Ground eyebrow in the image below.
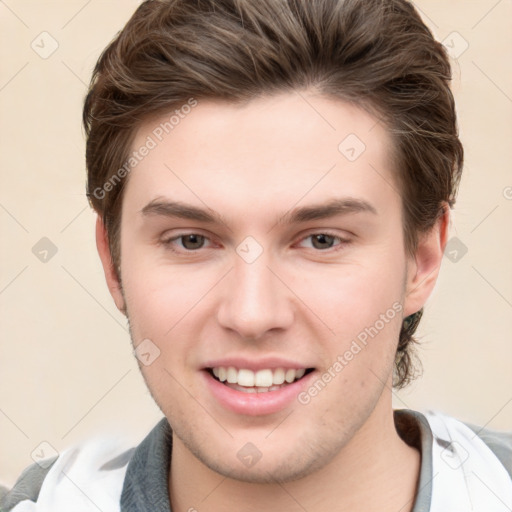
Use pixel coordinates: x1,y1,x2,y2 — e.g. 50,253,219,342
140,197,378,225
277,197,378,225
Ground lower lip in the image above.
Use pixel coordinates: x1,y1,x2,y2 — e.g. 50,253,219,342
202,370,315,416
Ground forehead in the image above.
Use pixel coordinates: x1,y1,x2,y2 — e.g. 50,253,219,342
124,92,399,225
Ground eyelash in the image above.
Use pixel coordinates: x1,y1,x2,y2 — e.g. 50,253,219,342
160,231,351,254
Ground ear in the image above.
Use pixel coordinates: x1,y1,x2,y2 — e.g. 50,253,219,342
403,203,450,317
95,215,126,315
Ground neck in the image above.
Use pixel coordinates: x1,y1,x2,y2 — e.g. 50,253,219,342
169,402,421,512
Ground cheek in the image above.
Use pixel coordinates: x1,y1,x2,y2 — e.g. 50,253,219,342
283,255,406,394
121,260,221,391
285,254,405,332
121,249,214,337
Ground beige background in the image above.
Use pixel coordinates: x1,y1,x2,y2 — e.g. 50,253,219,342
1,0,511,487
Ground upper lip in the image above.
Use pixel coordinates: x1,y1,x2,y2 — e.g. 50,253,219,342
202,357,313,372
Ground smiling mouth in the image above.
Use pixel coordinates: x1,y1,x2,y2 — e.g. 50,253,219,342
207,366,315,393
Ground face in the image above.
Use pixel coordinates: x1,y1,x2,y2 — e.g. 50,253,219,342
99,91,437,483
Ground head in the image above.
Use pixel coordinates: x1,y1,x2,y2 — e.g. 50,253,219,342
85,0,462,483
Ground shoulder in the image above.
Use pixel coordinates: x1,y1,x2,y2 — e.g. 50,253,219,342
1,437,135,512
1,457,58,511
423,410,512,481
396,409,512,511
462,419,512,478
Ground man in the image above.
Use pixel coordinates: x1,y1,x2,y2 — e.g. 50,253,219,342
2,0,511,510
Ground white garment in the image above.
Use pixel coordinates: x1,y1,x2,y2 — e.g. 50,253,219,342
426,411,512,511
9,411,512,512
10,440,129,512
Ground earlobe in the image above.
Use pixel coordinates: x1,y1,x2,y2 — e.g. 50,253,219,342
95,215,126,315
403,203,450,317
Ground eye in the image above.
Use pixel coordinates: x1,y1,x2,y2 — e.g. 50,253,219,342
297,233,349,251
160,231,350,254
162,233,211,251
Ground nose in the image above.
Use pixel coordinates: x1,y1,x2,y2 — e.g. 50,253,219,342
216,251,295,340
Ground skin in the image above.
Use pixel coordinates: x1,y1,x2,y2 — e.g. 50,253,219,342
96,91,449,511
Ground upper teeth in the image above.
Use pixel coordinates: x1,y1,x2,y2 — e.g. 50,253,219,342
212,367,306,387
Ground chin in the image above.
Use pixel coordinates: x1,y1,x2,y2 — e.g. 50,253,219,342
175,424,344,485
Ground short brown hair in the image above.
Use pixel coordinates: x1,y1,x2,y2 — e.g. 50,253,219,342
83,0,463,388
